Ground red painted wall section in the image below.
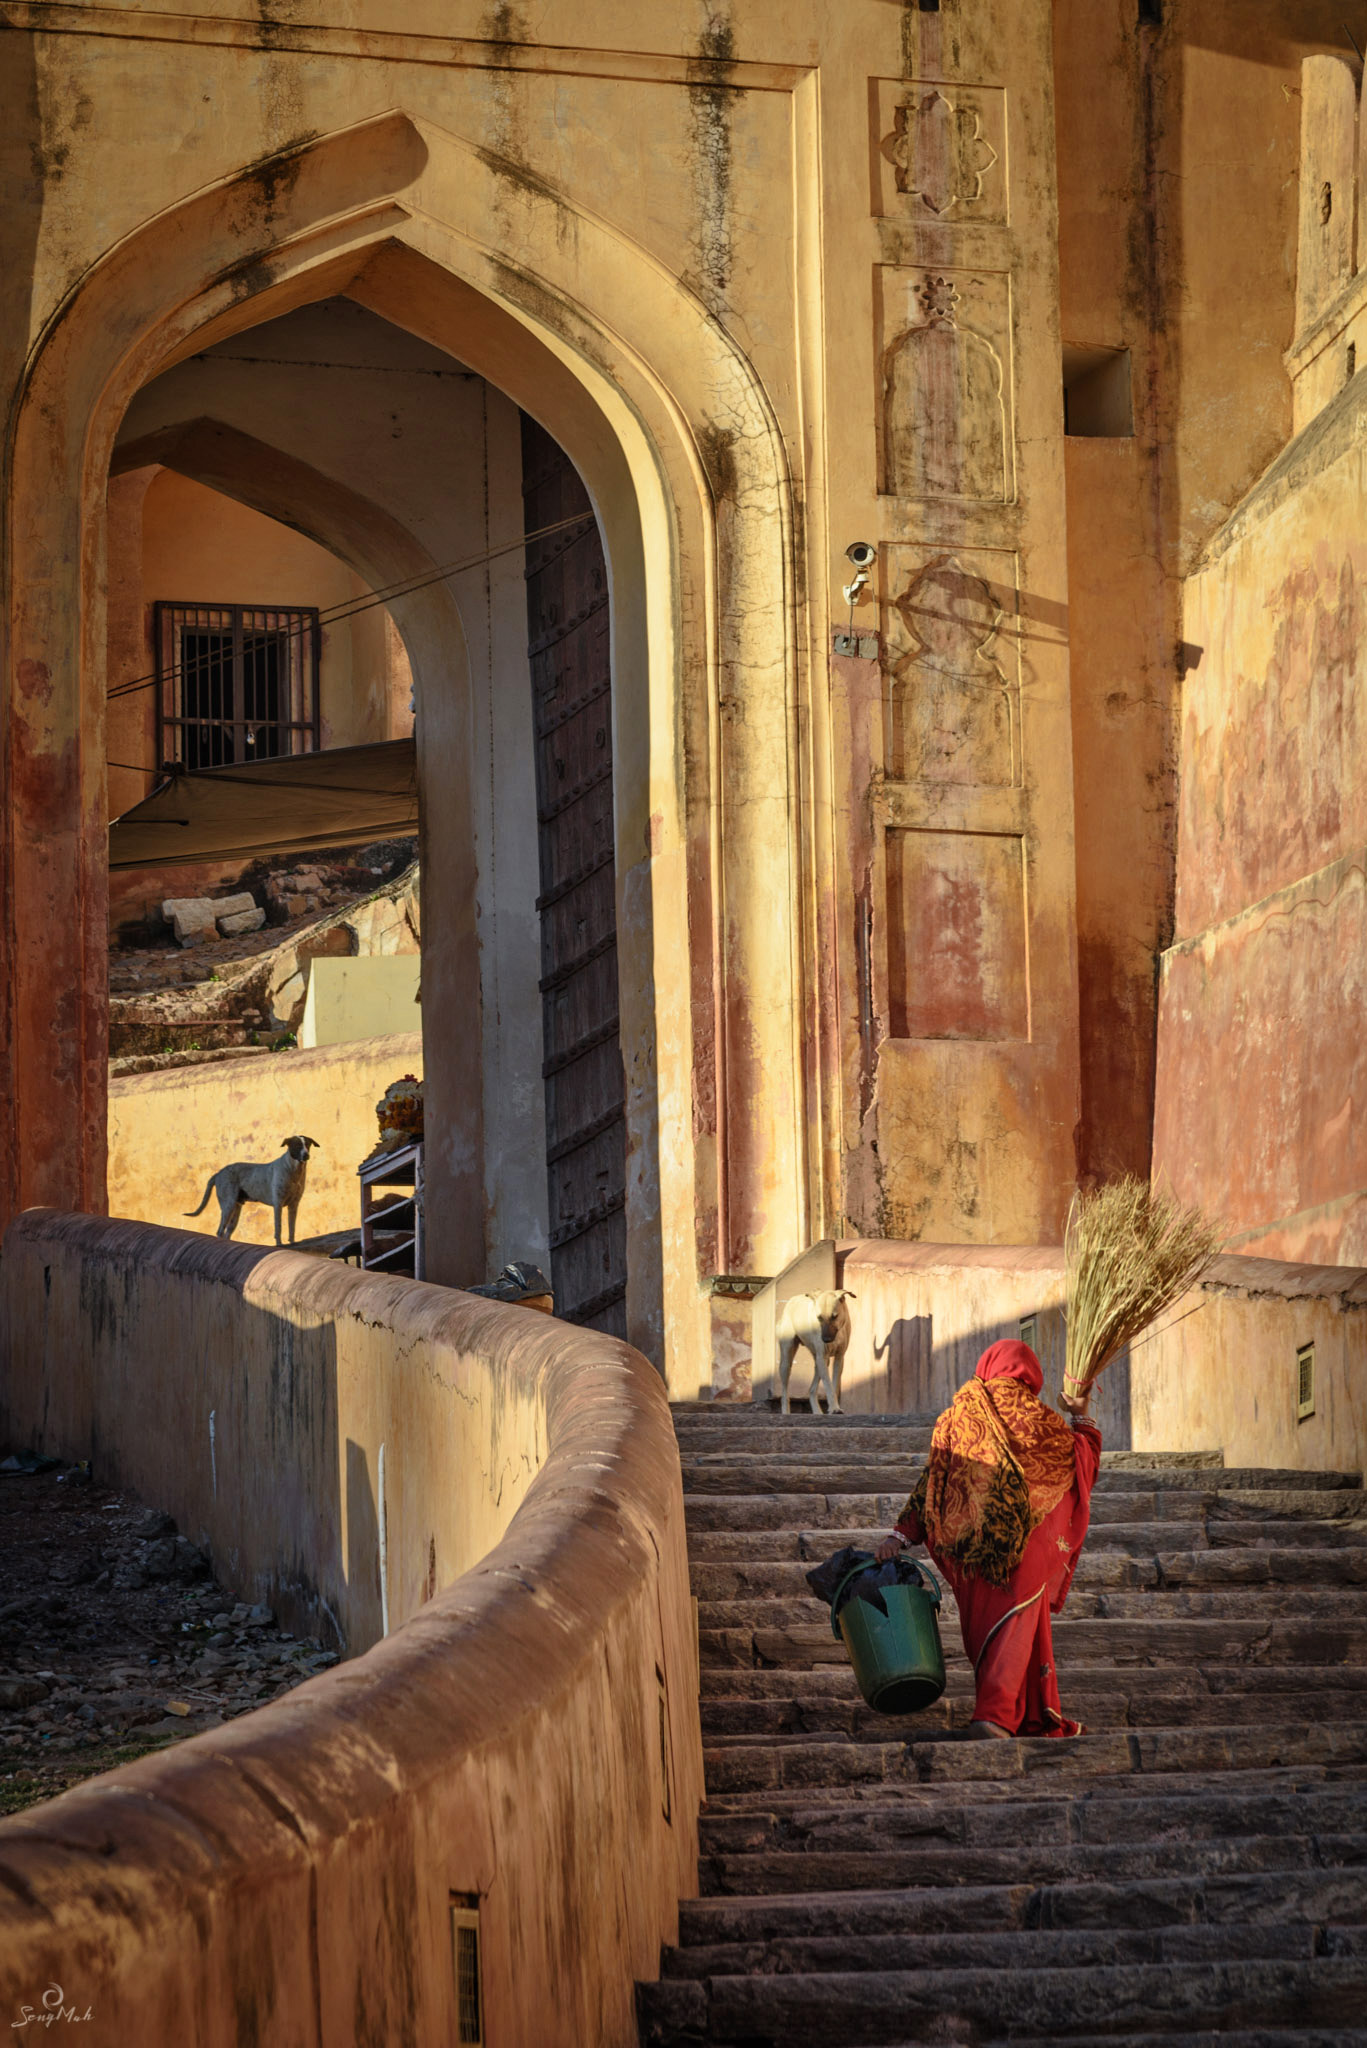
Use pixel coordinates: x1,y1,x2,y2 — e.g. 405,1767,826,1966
1155,397,1367,1265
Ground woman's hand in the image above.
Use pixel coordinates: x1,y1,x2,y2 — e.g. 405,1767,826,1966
1059,1384,1092,1419
874,1535,908,1563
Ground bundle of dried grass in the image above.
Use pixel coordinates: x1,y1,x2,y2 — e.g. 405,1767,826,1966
1063,1177,1223,1399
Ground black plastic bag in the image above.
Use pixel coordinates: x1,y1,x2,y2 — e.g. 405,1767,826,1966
804,1543,940,1621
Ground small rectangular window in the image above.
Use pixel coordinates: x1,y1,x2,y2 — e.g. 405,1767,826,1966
1138,0,1162,24
155,601,320,770
450,1897,484,2046
1019,1315,1038,1351
1297,1343,1316,1422
1063,346,1134,438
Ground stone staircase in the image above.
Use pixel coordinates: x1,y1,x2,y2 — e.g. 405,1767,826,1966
636,1405,1367,2046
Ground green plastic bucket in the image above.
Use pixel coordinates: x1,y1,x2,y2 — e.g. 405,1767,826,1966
830,1563,947,1715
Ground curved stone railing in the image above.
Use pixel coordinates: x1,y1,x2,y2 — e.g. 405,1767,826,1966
0,1212,702,2045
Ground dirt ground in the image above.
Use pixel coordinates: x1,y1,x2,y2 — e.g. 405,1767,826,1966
0,1459,338,1817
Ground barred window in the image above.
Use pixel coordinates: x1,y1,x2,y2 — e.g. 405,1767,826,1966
155,602,320,770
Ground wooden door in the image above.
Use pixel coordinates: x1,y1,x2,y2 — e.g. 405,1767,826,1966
521,416,627,1336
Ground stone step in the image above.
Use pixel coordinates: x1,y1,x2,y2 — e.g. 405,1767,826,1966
689,1548,1367,1603
698,1660,1367,1704
696,1586,1367,1635
686,1517,1367,1562
978,2035,1367,2048
678,1866,1367,1945
700,1762,1367,1822
699,1681,1365,1737
682,1486,1367,1533
671,1405,941,1426
700,1832,1367,1901
681,1429,937,1458
682,1464,1361,1497
636,1956,1367,2045
660,1918,1365,1980
697,1780,1367,1854
700,1615,1367,1670
700,1721,1367,1794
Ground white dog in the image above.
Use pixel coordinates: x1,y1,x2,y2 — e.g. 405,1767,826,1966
185,1135,320,1245
777,1289,855,1416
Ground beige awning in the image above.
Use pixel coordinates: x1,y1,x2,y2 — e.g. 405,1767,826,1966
108,738,418,870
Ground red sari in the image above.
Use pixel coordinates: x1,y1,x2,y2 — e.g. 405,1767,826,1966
895,1341,1101,1737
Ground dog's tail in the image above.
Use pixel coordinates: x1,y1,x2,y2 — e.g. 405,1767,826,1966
184,1178,216,1218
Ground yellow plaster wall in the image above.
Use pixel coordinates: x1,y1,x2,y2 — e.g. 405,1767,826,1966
109,1033,423,1247
1131,1258,1367,1477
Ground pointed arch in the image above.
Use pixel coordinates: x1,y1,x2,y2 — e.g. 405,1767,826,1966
2,110,807,1382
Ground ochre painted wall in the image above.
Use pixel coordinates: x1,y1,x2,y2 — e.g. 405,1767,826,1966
109,1032,423,1248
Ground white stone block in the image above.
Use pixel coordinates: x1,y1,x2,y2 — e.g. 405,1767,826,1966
212,891,258,920
162,896,218,946
218,907,265,936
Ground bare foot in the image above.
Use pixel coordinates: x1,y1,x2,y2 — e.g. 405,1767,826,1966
966,1719,1013,1741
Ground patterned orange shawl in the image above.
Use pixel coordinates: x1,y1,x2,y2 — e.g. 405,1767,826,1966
904,1340,1077,1588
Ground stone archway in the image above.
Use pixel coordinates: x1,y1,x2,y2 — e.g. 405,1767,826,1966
2,110,807,1384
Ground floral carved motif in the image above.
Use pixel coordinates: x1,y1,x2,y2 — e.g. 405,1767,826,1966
880,90,999,216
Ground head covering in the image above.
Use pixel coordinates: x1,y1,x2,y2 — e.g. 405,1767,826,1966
908,1340,1076,1587
974,1338,1044,1394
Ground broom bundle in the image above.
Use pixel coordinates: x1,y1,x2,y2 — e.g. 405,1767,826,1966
1063,1177,1223,1401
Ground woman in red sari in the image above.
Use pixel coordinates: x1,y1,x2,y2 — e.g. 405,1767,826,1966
876,1339,1101,1739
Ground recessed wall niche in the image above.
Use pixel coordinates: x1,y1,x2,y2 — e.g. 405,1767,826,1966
885,828,1029,1042
880,545,1022,786
878,266,1015,501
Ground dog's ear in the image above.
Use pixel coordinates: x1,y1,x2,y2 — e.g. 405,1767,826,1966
304,1136,321,1149
841,1290,857,1301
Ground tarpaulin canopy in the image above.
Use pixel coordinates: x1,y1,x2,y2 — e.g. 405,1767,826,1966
108,738,418,870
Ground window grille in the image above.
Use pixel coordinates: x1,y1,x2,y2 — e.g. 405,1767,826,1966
1297,1343,1316,1423
155,602,320,770
450,1899,483,2045
1019,1315,1038,1351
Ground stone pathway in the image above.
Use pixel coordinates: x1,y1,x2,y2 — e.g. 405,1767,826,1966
637,1406,1367,2045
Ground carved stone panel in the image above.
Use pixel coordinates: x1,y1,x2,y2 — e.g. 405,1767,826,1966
880,545,1020,786
885,828,1028,1042
878,266,1014,502
873,78,1008,224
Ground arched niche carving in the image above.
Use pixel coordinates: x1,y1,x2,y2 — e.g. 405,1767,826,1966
881,272,1007,502
887,554,1016,786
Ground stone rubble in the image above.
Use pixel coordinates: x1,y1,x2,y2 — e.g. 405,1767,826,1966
0,1463,340,1818
108,839,419,1063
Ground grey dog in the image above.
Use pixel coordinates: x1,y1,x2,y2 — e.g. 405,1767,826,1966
185,1135,320,1245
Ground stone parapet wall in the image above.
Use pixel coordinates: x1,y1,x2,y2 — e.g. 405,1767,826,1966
0,1213,701,2044
1130,1253,1367,1475
812,1243,1365,1473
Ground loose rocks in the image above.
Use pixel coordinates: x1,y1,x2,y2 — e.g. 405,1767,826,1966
0,1466,341,1817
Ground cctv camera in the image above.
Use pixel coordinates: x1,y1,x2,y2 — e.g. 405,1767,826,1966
845,541,877,569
